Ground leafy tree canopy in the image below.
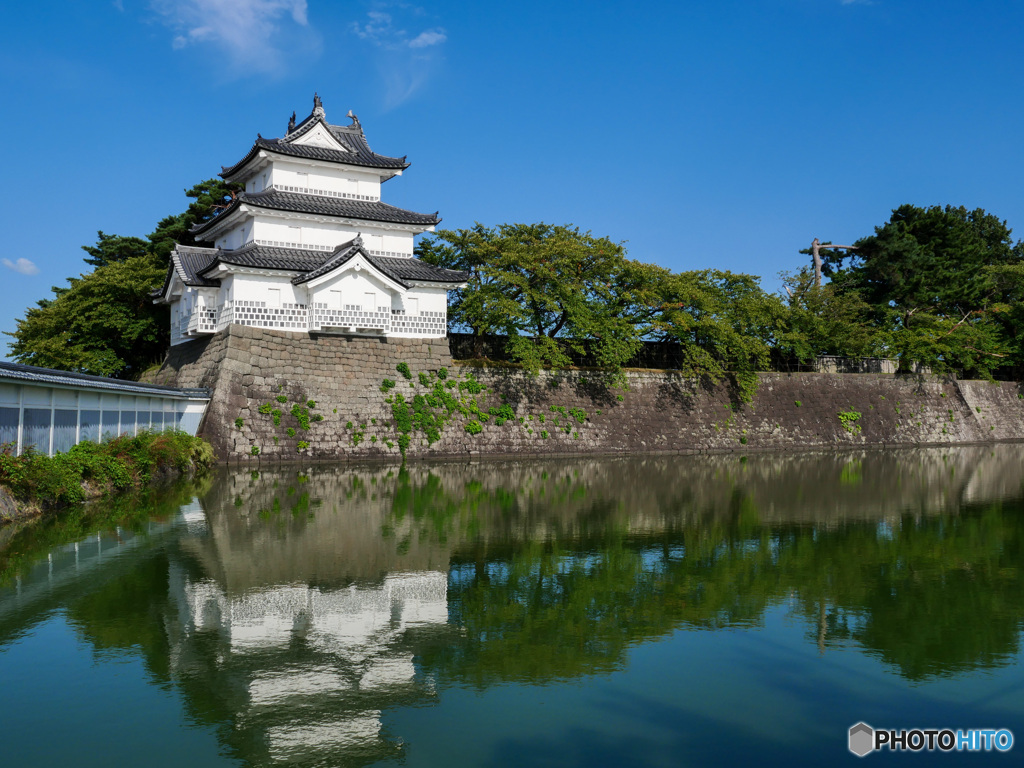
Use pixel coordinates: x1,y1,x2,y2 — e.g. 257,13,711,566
7,255,169,378
7,178,237,378
81,232,151,269
821,205,1024,376
777,267,882,362
148,178,240,262
419,223,647,371
420,223,785,398
648,269,784,401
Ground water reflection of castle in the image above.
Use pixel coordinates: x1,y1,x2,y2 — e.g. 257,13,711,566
151,446,1024,765
168,563,447,765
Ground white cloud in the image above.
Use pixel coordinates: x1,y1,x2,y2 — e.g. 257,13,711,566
350,11,399,46
349,5,447,108
350,7,445,51
151,0,316,74
408,28,446,49
2,258,40,276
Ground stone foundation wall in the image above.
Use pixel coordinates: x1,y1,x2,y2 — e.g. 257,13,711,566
146,326,1024,462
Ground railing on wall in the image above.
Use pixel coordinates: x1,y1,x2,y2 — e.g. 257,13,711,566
309,304,390,332
180,302,447,339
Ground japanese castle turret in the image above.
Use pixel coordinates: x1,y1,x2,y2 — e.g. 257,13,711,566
156,94,467,345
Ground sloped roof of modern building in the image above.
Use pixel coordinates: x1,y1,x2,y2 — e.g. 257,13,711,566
189,190,440,238
220,97,410,179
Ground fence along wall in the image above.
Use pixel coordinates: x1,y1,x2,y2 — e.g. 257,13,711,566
0,362,210,456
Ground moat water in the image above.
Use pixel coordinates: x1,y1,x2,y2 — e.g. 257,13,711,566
1,447,1023,767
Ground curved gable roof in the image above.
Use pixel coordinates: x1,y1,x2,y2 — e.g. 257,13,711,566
220,104,409,180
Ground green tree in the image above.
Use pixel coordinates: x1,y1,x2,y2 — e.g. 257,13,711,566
419,223,646,371
7,255,169,378
647,269,784,401
148,178,240,263
824,204,1023,376
777,267,881,362
7,178,238,378
81,231,151,268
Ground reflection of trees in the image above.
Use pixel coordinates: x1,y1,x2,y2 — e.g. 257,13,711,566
0,477,205,586
790,503,1024,679
391,462,1024,683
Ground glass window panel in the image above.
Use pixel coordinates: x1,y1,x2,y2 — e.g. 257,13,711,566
0,407,18,447
120,410,136,436
53,410,77,454
101,409,119,441
152,411,165,431
23,408,52,454
80,410,100,443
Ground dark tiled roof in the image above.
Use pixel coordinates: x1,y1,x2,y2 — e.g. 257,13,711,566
155,246,220,299
0,360,210,399
180,238,469,288
292,239,363,285
207,244,327,274
369,255,469,284
190,190,439,237
176,246,221,286
244,190,439,225
220,117,409,179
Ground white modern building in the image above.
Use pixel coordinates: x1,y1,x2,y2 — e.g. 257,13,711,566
0,360,209,455
156,95,467,346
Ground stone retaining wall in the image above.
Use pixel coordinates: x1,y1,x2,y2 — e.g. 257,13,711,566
146,326,1024,462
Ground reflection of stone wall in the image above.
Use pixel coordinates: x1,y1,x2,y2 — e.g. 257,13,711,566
191,446,1024,576
186,466,452,593
147,326,1024,461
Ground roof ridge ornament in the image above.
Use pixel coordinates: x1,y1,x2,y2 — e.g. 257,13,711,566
287,111,296,134
312,92,325,118
346,109,361,130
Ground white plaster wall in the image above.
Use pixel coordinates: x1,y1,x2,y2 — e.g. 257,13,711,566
268,159,382,199
239,168,274,194
220,275,236,304
379,233,413,255
216,222,251,251
311,268,393,310
230,274,306,306
170,300,183,345
413,287,449,314
197,288,219,308
252,219,416,253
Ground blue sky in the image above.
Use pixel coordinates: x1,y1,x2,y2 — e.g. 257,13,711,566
2,1,1023,357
